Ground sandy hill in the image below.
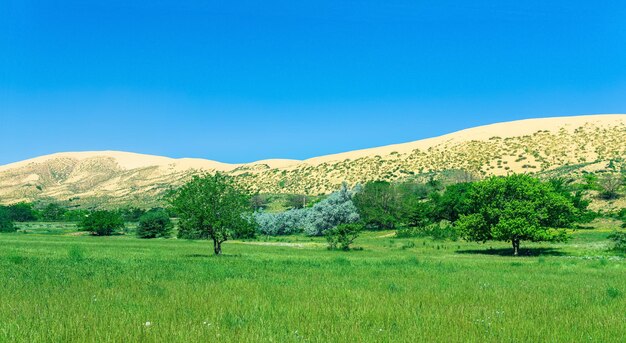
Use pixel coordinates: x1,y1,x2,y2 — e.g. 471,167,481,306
1,114,624,208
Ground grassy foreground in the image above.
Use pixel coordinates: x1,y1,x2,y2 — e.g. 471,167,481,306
0,226,624,342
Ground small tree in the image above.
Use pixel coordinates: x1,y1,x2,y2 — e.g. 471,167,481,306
80,210,125,236
325,223,362,251
598,173,623,200
455,175,575,256
136,210,173,238
169,173,254,255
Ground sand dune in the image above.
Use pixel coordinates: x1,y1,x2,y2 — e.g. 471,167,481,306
0,114,624,207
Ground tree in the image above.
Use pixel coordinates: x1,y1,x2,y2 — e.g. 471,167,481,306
5,203,38,222
431,182,474,222
353,181,399,230
41,203,67,221
598,173,623,200
136,210,173,238
325,223,362,251
0,207,16,233
117,207,146,222
169,173,254,255
80,210,125,236
455,175,575,256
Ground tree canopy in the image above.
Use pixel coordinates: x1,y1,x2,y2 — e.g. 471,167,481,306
136,210,173,239
80,210,125,236
455,174,576,255
0,207,16,233
169,173,255,255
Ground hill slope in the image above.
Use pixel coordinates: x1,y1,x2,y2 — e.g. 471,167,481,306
1,114,625,208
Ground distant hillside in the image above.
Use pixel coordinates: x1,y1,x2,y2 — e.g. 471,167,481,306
1,114,624,208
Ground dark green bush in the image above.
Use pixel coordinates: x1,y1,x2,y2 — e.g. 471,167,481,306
136,210,173,239
80,210,124,236
0,208,16,233
608,231,626,252
325,223,363,251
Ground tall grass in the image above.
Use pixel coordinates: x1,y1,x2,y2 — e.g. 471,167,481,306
0,228,624,342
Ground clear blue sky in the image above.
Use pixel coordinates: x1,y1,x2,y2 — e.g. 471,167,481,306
1,1,625,165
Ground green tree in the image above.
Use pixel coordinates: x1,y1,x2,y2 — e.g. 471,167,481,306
41,203,67,221
80,210,125,236
117,207,147,222
169,173,255,255
455,175,575,256
5,203,38,222
136,210,173,238
353,181,400,230
325,223,362,251
431,182,474,222
0,207,16,233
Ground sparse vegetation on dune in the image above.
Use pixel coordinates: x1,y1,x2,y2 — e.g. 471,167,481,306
0,115,624,208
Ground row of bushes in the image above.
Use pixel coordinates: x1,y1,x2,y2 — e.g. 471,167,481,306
0,202,167,223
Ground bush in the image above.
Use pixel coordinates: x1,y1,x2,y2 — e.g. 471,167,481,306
254,209,306,236
80,210,124,236
608,231,626,252
325,223,363,251
303,184,360,236
0,208,16,233
136,210,173,239
254,184,359,237
3,203,38,222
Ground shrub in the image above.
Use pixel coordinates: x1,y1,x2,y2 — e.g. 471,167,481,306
608,231,626,252
255,184,359,237
80,210,125,236
302,184,360,236
3,203,38,222
136,210,173,239
325,223,363,251
254,209,306,235
0,207,16,233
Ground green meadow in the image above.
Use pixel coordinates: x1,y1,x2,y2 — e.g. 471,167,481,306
0,224,624,342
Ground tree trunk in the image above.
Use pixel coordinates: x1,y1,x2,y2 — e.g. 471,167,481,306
512,238,520,256
213,239,222,255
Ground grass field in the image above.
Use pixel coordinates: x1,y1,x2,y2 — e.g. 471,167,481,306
1,224,625,342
